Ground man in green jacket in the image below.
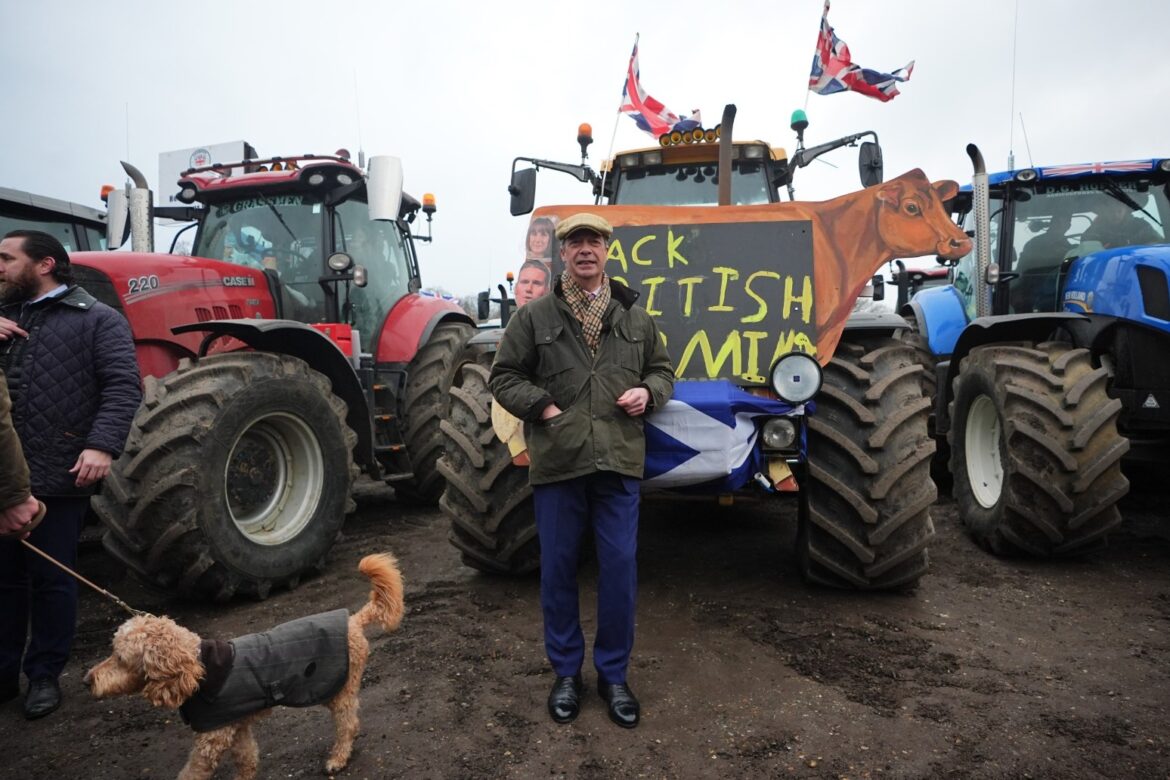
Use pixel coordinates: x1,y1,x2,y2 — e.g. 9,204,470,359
490,212,674,729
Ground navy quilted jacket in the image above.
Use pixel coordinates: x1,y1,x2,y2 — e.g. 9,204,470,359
0,286,142,496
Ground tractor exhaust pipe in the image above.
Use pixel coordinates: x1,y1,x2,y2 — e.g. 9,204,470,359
966,144,992,318
120,161,155,253
717,104,736,207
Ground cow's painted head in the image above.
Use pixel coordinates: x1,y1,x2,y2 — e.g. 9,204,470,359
875,170,972,260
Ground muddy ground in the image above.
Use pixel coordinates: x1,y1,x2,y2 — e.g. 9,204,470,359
2,478,1168,780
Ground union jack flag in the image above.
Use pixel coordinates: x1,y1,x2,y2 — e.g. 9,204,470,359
808,1,913,103
619,35,701,139
1039,160,1155,178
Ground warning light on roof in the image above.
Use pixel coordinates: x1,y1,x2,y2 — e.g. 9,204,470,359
423,193,436,215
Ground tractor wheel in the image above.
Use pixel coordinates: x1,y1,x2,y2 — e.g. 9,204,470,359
948,342,1129,556
896,313,937,400
438,357,539,574
394,321,475,504
803,335,938,590
93,353,357,601
897,313,950,487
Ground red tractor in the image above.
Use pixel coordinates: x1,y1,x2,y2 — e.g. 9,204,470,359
77,151,474,600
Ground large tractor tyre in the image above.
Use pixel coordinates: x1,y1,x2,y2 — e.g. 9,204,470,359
896,314,950,488
896,314,938,400
947,342,1129,556
93,353,358,602
437,358,539,574
394,321,476,504
804,335,938,590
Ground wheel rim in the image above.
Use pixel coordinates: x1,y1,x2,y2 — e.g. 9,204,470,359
965,395,1004,509
225,412,324,545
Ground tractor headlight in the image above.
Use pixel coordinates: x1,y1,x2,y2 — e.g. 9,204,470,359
328,252,353,271
770,352,822,404
761,418,797,450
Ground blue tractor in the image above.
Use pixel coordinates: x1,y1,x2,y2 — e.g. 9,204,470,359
903,145,1170,555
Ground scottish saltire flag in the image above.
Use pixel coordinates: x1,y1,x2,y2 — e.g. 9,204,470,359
643,381,806,492
808,1,914,102
620,35,701,139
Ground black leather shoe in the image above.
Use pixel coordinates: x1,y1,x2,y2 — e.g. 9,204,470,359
24,678,61,720
598,681,640,729
547,674,583,724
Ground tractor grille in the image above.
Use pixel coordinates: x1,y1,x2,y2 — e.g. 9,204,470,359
1108,322,1170,434
1110,323,1170,390
195,305,244,321
1137,264,1170,321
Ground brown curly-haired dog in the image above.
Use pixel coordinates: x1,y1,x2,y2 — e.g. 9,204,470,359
84,554,404,780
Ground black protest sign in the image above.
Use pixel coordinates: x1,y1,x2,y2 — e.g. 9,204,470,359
552,221,816,383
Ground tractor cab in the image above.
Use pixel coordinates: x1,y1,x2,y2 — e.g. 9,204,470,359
943,160,1170,319
601,138,786,206
175,153,433,347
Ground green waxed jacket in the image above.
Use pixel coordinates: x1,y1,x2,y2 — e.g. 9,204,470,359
0,369,31,511
489,279,675,486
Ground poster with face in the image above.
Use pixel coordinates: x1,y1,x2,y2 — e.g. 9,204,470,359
525,215,556,261
514,259,551,307
516,215,557,307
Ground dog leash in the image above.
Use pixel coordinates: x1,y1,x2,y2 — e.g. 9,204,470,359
20,538,147,617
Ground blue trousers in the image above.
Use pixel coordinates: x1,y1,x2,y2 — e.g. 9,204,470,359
0,496,88,684
533,471,639,685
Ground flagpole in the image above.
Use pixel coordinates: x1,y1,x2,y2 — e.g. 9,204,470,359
805,0,829,112
600,33,639,206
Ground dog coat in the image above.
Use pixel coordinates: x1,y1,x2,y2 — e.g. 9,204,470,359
179,608,350,732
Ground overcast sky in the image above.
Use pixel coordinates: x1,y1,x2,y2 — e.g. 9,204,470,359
3,0,1167,296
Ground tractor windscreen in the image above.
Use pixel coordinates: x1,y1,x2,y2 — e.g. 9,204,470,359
613,159,772,206
195,193,327,320
1006,178,1168,313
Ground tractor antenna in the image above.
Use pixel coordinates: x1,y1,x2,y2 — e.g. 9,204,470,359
1006,0,1020,170
1019,112,1034,168
353,68,365,169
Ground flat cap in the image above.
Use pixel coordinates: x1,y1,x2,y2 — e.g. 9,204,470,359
554,212,613,240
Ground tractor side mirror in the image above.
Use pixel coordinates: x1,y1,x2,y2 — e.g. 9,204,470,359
106,188,129,249
367,156,404,222
477,290,491,321
870,274,886,302
509,168,536,216
859,141,884,187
